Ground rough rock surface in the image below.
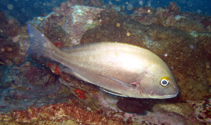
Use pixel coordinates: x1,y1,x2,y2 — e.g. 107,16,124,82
0,1,210,124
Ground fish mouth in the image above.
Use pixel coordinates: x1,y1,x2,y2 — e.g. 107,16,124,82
164,93,178,98
163,88,179,99
161,83,179,99
172,84,179,96
151,93,178,99
149,87,179,99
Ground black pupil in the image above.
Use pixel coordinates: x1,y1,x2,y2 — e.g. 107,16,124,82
162,80,167,85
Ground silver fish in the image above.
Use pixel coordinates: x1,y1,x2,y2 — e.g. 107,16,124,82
27,23,179,99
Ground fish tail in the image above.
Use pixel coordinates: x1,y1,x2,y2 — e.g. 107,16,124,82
27,23,59,59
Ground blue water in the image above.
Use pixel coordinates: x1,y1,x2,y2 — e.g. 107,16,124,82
103,0,211,15
0,0,210,24
0,0,67,24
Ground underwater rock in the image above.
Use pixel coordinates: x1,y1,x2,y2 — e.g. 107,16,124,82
0,11,20,38
0,11,25,65
0,40,20,65
53,2,103,45
167,2,181,14
81,9,148,47
0,0,211,124
58,71,102,111
0,61,74,113
200,16,211,31
132,2,205,32
153,102,198,123
29,1,103,46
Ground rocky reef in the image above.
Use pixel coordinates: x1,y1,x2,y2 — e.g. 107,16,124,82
0,0,210,124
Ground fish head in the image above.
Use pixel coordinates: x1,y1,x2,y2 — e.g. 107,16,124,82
137,64,179,99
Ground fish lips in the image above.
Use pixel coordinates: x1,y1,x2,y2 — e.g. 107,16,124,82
159,85,179,99
147,83,179,99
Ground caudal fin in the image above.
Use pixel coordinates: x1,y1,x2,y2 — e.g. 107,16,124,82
27,23,58,59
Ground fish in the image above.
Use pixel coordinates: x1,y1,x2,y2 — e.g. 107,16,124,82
27,23,179,99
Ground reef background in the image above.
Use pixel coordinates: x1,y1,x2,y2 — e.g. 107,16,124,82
0,0,210,124
0,0,211,24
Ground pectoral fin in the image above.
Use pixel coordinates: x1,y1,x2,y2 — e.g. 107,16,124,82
100,88,124,96
99,75,136,88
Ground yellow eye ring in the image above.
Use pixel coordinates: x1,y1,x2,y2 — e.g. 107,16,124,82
160,77,170,87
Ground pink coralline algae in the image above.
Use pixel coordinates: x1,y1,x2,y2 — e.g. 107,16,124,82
73,89,87,100
0,99,126,124
188,98,211,123
47,63,62,75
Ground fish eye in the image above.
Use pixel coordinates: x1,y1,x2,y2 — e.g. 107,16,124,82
160,77,170,87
